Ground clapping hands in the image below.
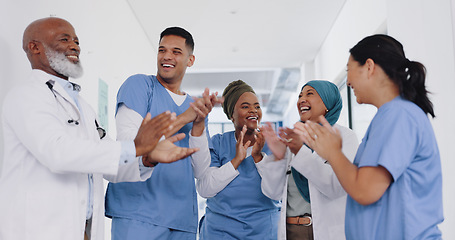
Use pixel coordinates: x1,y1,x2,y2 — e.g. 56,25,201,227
293,115,342,162
134,111,199,167
189,88,223,136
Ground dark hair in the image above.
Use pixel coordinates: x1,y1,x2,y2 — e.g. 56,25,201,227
350,34,434,118
160,27,194,53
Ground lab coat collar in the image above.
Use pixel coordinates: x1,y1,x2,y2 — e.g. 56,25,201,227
51,75,81,93
31,69,81,111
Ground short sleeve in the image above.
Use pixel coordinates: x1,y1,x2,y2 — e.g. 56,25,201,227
209,134,222,167
358,106,418,181
116,74,153,118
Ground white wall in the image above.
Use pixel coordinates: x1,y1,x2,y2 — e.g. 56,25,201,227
313,0,387,82
303,0,455,238
282,0,388,130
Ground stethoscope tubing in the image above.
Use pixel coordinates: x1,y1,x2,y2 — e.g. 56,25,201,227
46,81,81,125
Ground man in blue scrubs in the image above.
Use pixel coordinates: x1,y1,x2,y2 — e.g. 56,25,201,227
105,27,212,240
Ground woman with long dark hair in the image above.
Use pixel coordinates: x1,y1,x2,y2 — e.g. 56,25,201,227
297,34,443,239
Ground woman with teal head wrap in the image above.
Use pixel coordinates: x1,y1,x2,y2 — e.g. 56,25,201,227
301,80,343,126
259,80,359,240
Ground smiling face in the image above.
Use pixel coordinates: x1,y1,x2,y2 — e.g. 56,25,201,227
26,18,82,80
297,85,327,122
156,35,195,84
231,92,262,131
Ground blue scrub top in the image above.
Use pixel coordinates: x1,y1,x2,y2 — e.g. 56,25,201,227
200,131,280,239
105,74,209,233
345,97,443,239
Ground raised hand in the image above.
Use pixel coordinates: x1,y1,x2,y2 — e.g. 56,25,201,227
190,88,224,136
251,130,265,163
278,126,304,155
231,125,251,169
160,88,222,139
134,111,176,157
260,122,287,160
190,88,223,123
142,133,199,167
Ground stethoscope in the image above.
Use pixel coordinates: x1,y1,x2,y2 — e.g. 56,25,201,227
46,81,106,139
46,81,81,125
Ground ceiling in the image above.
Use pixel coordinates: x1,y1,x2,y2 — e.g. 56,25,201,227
126,0,346,116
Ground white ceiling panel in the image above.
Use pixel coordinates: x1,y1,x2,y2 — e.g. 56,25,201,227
126,0,346,69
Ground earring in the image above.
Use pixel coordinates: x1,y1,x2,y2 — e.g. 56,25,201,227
325,109,328,113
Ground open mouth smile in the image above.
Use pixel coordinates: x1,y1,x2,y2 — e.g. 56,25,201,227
66,55,79,62
299,106,310,114
162,63,175,69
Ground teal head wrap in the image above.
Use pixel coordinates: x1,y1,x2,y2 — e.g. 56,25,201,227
302,80,342,126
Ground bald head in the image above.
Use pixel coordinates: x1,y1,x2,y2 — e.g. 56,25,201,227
22,17,82,79
23,17,74,53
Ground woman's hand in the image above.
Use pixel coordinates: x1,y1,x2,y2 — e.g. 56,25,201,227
297,116,393,205
294,115,342,162
231,125,251,169
251,130,265,163
278,126,304,155
260,122,287,160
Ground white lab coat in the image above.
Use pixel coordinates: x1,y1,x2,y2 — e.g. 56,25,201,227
257,124,358,240
0,70,151,240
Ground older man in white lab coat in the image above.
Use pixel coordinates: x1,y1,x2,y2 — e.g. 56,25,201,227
0,17,198,240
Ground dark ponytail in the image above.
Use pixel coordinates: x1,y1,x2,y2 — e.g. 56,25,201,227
350,34,435,118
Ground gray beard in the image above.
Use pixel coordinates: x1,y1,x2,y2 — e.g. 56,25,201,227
45,48,83,79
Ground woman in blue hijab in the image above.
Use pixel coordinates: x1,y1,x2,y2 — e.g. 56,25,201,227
259,80,359,240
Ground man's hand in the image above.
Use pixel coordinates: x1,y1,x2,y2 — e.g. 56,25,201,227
142,133,199,167
134,111,176,157
190,88,223,136
163,88,223,138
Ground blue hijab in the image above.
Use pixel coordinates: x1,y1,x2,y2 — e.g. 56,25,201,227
302,80,343,126
292,80,343,203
